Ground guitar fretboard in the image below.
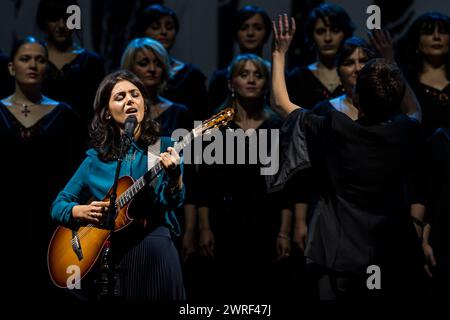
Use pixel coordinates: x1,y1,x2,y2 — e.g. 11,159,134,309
116,129,198,209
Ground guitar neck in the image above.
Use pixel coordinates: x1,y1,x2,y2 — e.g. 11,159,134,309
115,106,234,209
116,129,198,209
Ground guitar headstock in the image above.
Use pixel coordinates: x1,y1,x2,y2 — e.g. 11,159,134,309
194,107,235,136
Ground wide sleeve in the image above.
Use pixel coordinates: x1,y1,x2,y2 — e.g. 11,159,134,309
266,108,327,193
50,155,92,228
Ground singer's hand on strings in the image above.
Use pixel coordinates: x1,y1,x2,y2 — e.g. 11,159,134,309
160,147,181,181
272,14,296,56
72,201,110,224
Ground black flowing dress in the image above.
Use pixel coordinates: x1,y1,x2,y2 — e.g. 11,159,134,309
284,67,345,208
267,107,424,296
198,109,283,299
405,75,450,139
0,101,83,298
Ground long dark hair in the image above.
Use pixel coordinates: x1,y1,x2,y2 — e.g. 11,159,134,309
401,12,450,79
90,70,159,161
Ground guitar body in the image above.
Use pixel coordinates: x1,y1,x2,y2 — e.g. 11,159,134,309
47,176,135,288
47,107,235,289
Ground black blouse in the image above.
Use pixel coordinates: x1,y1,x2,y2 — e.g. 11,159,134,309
287,66,345,109
198,109,283,233
410,80,450,138
42,49,105,128
162,61,207,121
154,102,192,138
207,68,228,114
268,108,424,273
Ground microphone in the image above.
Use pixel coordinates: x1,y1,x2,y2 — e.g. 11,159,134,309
123,115,137,140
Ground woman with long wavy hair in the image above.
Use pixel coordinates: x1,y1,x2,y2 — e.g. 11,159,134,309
51,70,186,300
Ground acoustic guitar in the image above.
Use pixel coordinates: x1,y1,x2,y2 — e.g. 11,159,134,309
47,107,235,288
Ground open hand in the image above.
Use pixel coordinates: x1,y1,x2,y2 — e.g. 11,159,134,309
272,14,296,56
368,29,395,63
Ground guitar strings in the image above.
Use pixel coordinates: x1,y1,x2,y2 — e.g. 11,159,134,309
68,126,199,242
71,197,123,240
57,112,234,257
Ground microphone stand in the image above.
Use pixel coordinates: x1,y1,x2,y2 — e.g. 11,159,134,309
97,132,132,300
102,133,132,230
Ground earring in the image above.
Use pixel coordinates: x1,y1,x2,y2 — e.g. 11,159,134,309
105,112,111,120
231,89,235,99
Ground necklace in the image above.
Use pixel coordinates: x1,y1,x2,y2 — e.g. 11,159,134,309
10,100,42,117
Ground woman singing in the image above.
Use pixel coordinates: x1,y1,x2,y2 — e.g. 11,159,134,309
51,70,186,300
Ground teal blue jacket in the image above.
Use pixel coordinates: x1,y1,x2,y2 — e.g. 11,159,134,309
51,138,184,235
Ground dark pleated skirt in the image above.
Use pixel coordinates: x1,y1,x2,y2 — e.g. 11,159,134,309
118,226,186,300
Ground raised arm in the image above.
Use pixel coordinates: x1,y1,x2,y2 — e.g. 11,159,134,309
271,14,301,117
369,29,422,122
